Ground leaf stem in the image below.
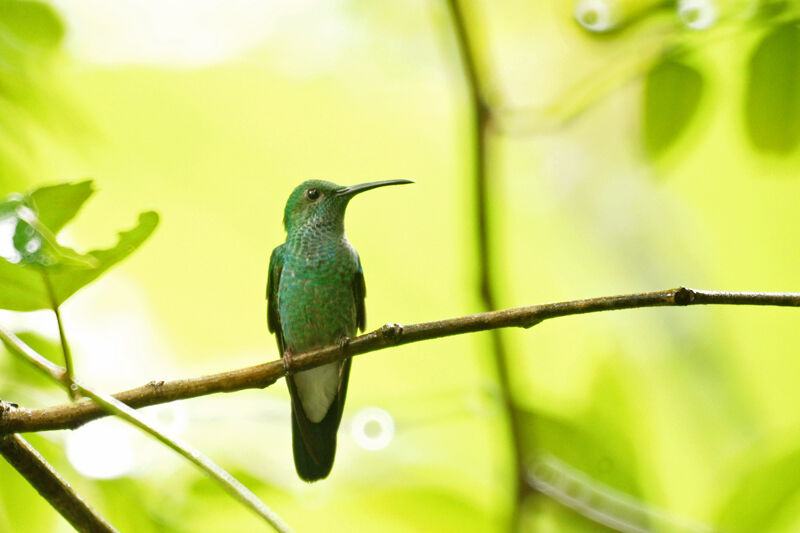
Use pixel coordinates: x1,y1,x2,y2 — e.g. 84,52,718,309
40,270,78,400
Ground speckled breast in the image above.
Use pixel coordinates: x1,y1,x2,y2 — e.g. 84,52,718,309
277,240,359,352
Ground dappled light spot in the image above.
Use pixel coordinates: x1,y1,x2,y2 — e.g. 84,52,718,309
66,419,136,479
14,205,37,226
350,406,394,451
143,402,188,435
24,236,41,254
0,215,21,264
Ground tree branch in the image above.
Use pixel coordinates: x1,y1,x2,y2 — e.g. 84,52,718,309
0,432,118,533
2,287,799,436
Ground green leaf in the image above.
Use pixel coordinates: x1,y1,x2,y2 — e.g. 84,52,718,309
0,259,46,311
0,211,159,310
0,181,159,311
643,58,703,157
28,181,94,234
745,23,800,153
0,182,97,269
47,211,160,307
12,181,98,269
10,217,96,269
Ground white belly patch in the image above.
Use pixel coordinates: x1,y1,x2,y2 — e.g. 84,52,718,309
293,361,340,423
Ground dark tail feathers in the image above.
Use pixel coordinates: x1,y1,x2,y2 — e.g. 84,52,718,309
291,402,340,482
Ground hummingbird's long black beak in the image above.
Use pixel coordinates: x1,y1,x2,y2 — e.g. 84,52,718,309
334,179,414,197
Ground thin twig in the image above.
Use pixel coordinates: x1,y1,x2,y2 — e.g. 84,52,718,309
41,270,78,400
0,327,292,533
443,1,529,526
3,287,798,436
0,432,118,533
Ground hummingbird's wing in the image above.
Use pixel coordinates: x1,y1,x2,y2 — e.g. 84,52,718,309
266,244,285,355
354,254,366,333
333,254,364,415
288,256,365,481
268,245,328,477
268,244,324,477
290,258,363,479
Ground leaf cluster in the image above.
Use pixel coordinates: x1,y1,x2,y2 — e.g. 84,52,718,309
0,181,159,311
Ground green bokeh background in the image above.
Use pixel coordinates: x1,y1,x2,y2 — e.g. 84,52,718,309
2,1,800,531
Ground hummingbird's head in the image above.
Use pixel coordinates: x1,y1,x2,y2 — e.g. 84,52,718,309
282,179,412,234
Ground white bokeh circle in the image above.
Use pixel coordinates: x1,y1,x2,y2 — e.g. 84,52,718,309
350,406,395,451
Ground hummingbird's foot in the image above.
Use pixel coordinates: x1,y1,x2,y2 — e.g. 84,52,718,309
0,400,19,417
337,336,350,353
147,380,165,388
282,350,295,375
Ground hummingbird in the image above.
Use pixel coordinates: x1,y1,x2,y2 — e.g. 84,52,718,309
267,178,412,482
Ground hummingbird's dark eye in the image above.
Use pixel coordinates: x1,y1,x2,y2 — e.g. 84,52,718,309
305,188,320,201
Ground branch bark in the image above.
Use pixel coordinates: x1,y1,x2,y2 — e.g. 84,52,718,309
0,432,118,533
2,287,799,436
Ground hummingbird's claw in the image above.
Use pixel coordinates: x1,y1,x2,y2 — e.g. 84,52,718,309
337,336,351,352
0,400,19,416
282,350,295,375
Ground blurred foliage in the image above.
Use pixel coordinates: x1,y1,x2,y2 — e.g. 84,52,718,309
643,58,703,157
714,439,800,532
2,0,800,532
573,0,800,160
523,362,645,500
0,0,74,191
518,361,651,533
745,22,800,153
